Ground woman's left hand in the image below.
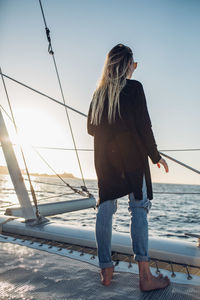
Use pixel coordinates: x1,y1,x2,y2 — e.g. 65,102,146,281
157,158,169,173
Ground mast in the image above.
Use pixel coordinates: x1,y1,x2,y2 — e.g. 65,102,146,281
0,110,36,221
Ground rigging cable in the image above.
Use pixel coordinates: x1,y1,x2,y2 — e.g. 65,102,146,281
38,0,88,194
0,67,41,219
1,143,200,153
34,146,200,152
0,105,90,197
0,72,87,117
160,152,200,175
1,71,200,157
0,89,200,177
33,146,90,197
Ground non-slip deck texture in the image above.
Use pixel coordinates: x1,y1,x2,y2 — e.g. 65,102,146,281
0,243,200,300
3,232,200,277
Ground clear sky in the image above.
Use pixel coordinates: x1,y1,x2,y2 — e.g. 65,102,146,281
0,0,200,185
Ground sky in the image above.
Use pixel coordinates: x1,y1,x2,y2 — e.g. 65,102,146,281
0,0,200,185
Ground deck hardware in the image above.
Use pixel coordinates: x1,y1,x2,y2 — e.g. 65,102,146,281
13,238,17,241
115,260,119,266
80,251,84,256
128,255,132,268
39,243,43,247
69,249,73,253
112,252,119,266
170,262,176,277
155,260,160,274
185,265,192,280
48,245,53,249
57,247,62,251
90,255,95,260
29,241,34,244
21,240,25,243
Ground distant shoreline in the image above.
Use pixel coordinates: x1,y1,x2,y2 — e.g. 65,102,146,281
0,166,199,185
0,165,78,179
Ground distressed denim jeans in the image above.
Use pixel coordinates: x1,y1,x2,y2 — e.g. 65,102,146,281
95,176,152,268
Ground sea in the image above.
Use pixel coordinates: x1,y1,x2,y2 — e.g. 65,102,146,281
0,175,199,245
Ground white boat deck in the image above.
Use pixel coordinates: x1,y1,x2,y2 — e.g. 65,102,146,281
0,239,200,300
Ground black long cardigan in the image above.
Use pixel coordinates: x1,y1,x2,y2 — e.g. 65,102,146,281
87,79,161,205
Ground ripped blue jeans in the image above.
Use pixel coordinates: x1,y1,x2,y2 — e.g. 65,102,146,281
95,176,152,269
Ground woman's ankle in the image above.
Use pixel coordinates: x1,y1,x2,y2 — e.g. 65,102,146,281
138,261,152,280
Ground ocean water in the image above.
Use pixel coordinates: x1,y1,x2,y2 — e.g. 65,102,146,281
0,175,199,244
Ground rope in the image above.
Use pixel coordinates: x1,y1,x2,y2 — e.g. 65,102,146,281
90,186,200,195
0,104,13,122
35,146,93,151
153,191,200,195
2,180,199,195
37,192,76,202
24,179,73,188
1,102,199,157
33,147,89,197
34,146,200,152
38,0,54,55
0,188,59,194
0,100,199,182
160,148,200,152
0,104,91,197
160,151,200,175
0,72,87,117
0,67,41,220
33,148,200,176
2,143,200,154
38,0,88,194
1,69,200,166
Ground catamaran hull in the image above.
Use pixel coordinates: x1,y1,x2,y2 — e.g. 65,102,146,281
1,217,200,268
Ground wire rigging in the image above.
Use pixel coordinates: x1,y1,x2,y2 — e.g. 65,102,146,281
33,146,200,152
33,147,90,197
0,67,40,219
1,98,200,178
38,0,54,55
0,103,89,197
38,0,88,194
0,96,199,198
24,178,78,188
0,72,87,117
1,1,198,223
160,152,200,175
1,71,200,156
0,1,199,189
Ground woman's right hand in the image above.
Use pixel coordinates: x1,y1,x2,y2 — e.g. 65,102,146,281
157,158,169,173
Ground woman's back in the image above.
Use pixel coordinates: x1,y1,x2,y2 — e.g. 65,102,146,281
88,78,161,203
88,79,140,136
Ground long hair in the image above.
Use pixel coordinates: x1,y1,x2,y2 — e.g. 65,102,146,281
90,44,133,125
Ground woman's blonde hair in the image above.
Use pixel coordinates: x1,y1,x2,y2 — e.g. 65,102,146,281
90,44,133,125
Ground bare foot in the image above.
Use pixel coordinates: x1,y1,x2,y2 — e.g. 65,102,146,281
139,275,170,292
100,266,114,286
151,273,168,280
156,273,163,279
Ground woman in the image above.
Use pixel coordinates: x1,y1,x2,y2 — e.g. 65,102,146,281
87,44,170,291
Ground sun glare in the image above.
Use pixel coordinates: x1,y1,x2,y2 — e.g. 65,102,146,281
14,108,65,147
3,108,81,176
